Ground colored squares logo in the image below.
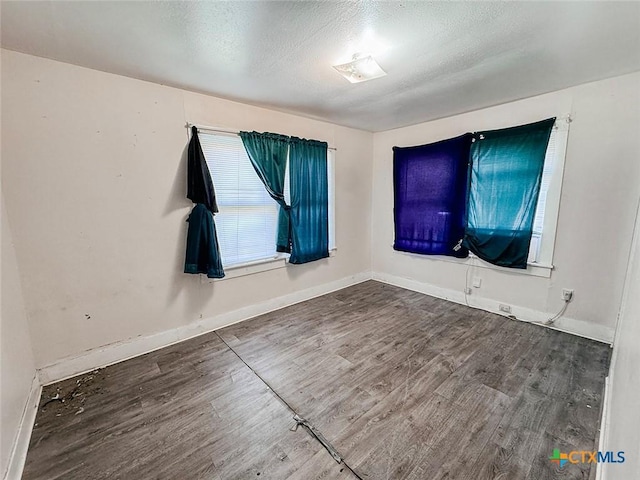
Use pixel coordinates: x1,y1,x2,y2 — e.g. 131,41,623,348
550,449,568,468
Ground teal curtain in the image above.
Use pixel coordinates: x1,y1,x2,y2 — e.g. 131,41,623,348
289,137,329,264
463,118,555,269
239,131,292,252
184,204,225,278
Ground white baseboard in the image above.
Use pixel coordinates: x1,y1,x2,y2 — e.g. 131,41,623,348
38,272,371,385
372,271,615,344
3,375,41,480
23,269,613,480
37,269,613,386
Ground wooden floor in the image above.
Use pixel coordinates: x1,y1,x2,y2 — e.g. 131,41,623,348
23,281,611,480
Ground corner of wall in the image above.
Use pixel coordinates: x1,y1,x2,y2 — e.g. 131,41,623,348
1,195,40,480
372,271,614,344
37,270,373,385
368,74,640,344
2,376,41,480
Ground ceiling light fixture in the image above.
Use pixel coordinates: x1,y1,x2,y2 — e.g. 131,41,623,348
332,53,387,84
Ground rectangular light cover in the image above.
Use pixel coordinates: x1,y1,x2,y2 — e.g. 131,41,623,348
333,55,387,83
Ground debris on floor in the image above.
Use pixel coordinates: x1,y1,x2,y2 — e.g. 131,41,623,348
293,414,342,463
37,369,106,419
41,393,61,407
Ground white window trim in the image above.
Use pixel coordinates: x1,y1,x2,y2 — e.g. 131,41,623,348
206,248,337,282
395,250,553,278
391,114,571,279
328,149,337,250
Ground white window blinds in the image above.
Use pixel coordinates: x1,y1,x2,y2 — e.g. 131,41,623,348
532,128,558,235
197,131,336,268
528,127,558,263
199,132,280,267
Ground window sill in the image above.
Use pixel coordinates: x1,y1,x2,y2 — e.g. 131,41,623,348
206,249,337,282
394,248,553,278
221,255,289,280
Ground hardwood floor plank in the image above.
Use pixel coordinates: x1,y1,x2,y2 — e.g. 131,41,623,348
22,334,332,480
461,442,530,480
22,280,610,480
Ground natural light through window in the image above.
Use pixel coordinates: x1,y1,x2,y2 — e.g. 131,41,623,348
527,119,569,266
198,131,335,268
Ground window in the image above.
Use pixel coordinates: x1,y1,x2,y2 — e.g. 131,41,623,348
528,121,569,265
199,131,335,269
393,117,569,273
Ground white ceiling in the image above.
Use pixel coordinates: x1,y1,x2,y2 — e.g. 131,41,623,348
2,1,639,132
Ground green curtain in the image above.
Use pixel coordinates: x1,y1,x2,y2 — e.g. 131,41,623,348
462,118,555,269
239,131,292,253
289,137,329,264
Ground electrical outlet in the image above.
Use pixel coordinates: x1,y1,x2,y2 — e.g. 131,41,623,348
472,277,482,288
562,289,574,301
464,287,472,295
499,304,511,314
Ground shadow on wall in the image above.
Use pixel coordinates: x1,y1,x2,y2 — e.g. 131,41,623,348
161,141,332,316
163,143,191,217
164,144,211,313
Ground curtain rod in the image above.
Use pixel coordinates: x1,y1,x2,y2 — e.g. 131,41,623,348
186,123,337,151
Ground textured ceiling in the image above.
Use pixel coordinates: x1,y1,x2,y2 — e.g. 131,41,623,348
2,1,639,132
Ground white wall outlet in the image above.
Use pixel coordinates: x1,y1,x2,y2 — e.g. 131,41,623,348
472,277,482,288
562,289,574,301
464,287,472,295
499,304,511,313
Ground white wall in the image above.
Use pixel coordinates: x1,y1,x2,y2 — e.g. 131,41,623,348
2,46,640,478
601,199,640,478
1,195,38,478
0,49,373,372
2,48,638,377
371,72,640,342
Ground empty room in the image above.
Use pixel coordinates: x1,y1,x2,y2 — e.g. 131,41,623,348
2,1,640,479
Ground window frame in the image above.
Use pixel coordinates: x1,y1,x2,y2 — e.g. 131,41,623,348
393,115,571,278
196,129,336,280
529,118,570,268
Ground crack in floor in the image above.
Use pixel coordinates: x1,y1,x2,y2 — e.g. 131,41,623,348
215,331,364,480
